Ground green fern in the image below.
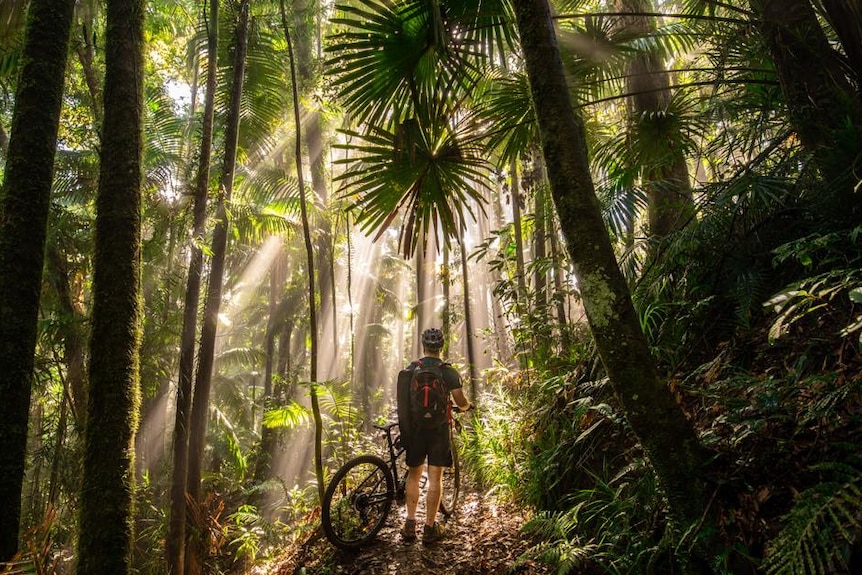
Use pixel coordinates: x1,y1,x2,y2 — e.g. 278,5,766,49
764,468,862,575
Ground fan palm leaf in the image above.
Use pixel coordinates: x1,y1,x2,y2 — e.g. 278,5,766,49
327,1,450,127
335,107,490,256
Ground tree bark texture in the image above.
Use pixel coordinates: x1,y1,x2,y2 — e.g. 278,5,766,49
512,1,716,569
75,0,144,569
168,0,219,572
0,0,74,560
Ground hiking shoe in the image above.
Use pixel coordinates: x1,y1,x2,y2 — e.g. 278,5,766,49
422,522,445,545
401,518,417,542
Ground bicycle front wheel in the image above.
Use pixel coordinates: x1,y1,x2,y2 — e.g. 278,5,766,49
321,455,395,549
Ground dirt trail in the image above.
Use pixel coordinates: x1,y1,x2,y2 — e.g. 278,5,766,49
271,490,551,575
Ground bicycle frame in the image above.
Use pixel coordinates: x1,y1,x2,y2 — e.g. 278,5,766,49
374,422,408,499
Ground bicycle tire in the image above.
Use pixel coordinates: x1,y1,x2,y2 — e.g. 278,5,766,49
321,454,395,549
439,430,460,518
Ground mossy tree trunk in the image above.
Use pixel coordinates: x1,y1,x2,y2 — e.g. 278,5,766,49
0,0,75,560
512,1,717,571
75,0,144,569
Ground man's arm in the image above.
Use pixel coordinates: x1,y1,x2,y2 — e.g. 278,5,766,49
450,388,471,411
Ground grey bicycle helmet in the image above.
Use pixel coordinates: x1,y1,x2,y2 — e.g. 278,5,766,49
421,327,445,351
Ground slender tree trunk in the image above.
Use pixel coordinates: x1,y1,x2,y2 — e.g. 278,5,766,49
509,160,528,306
458,229,478,397
254,248,287,484
442,243,451,353
47,373,69,508
46,245,87,421
167,1,219,573
415,238,427,358
489,183,514,364
531,161,550,358
293,0,335,377
0,0,75,559
76,0,144,569
749,0,862,222
185,3,248,573
75,18,103,130
509,160,530,367
512,2,716,571
280,0,324,503
548,219,571,349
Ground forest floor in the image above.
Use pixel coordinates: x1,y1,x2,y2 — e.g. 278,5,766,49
261,488,552,575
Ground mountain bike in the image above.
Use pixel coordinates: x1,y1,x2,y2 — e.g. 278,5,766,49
320,408,465,550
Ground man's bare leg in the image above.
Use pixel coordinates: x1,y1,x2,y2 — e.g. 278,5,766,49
406,465,424,520
425,464,444,526
402,465,425,541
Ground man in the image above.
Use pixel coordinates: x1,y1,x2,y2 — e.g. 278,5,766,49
400,327,471,545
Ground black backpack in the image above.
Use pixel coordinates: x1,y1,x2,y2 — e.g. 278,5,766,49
397,359,450,434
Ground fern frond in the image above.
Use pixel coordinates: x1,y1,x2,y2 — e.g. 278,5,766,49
764,473,862,575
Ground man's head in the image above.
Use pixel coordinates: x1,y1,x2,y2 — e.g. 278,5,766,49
421,327,445,354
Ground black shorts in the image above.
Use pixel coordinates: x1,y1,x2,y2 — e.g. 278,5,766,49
406,425,452,468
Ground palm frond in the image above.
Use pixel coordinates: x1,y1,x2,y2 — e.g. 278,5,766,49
477,70,538,164
334,108,491,257
263,401,311,429
326,0,485,128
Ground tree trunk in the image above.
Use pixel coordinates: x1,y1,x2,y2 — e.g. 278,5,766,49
167,0,219,572
512,1,716,571
442,243,452,353
76,0,144,569
293,0,335,379
185,3,248,573
489,183,514,364
820,0,862,86
0,0,75,559
458,228,478,397
75,17,103,130
253,247,287,484
548,218,571,349
617,0,694,241
509,159,530,368
46,245,87,422
749,0,862,222
280,0,324,504
531,158,550,358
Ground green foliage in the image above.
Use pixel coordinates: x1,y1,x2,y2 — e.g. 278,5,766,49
133,470,170,575
333,114,491,257
1,508,64,575
263,400,310,429
462,363,632,512
764,465,862,575
766,227,862,348
520,462,663,575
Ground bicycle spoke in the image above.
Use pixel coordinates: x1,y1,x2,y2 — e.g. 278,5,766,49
322,456,394,549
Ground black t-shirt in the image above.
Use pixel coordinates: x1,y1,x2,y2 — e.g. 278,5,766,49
416,356,461,392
